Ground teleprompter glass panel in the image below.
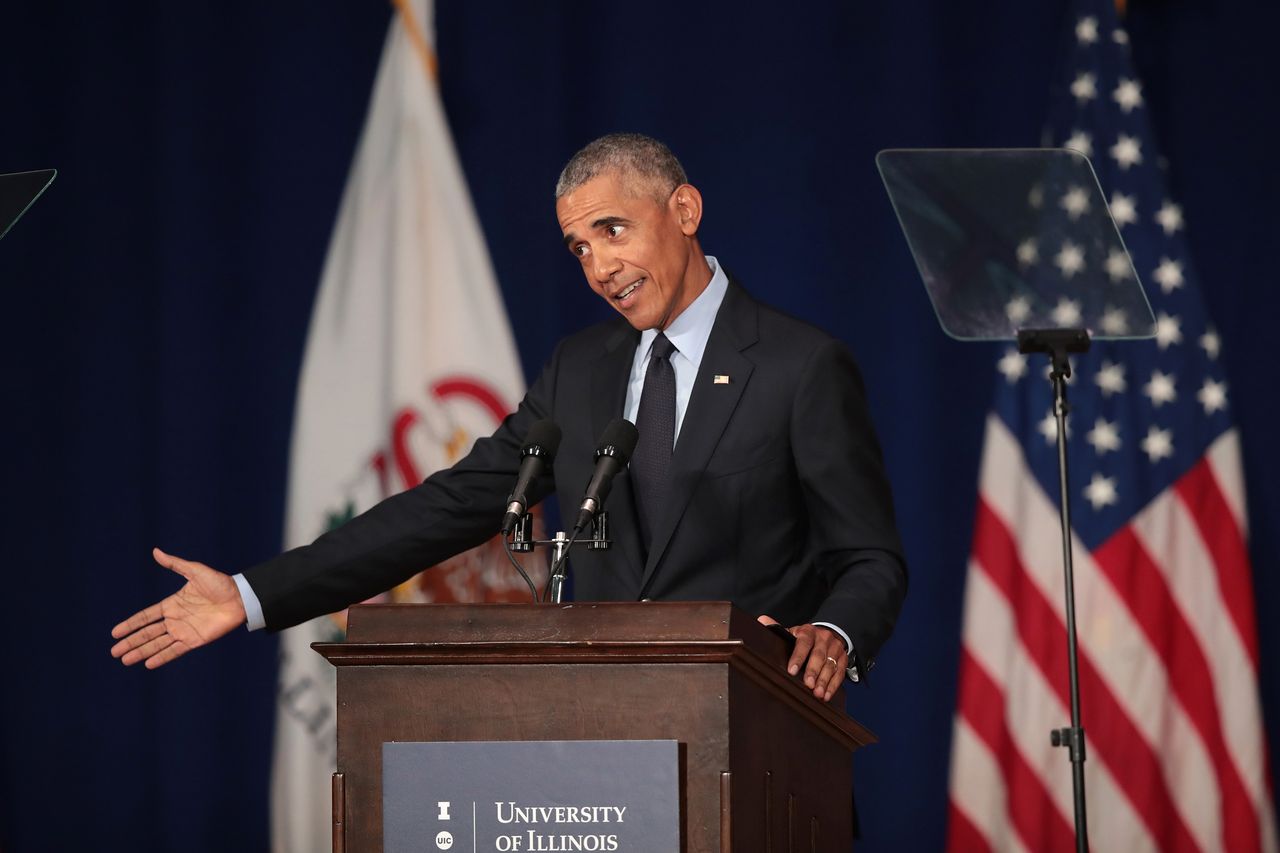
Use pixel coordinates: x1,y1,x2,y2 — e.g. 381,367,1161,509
876,149,1155,341
0,169,56,243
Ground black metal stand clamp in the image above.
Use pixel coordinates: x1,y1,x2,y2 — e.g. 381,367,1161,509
505,511,612,604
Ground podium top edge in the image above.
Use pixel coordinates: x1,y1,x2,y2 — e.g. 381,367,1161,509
342,600,746,644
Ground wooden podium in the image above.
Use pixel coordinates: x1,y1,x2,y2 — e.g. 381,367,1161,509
315,601,876,852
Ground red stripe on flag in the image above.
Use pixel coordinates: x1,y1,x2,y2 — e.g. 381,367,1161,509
1174,458,1260,668
1095,525,1260,853
957,648,1076,851
972,498,1202,853
947,799,994,853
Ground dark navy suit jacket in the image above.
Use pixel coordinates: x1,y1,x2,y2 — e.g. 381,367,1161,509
245,280,907,671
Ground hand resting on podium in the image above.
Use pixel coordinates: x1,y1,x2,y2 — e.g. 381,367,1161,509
757,615,849,703
110,547,245,669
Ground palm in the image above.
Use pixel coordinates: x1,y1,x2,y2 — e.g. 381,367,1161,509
111,548,246,669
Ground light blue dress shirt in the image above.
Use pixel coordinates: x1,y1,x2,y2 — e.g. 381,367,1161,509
622,255,730,440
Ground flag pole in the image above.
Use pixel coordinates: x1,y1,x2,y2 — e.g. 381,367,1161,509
1018,328,1091,853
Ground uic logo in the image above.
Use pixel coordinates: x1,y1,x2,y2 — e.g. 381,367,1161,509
436,829,454,850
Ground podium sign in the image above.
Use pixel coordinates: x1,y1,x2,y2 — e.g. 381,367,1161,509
384,740,679,852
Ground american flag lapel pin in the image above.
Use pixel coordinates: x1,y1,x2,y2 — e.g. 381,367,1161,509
713,374,730,385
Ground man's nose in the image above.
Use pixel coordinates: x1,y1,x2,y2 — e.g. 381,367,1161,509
592,248,622,283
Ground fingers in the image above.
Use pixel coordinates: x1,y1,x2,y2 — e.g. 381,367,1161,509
787,624,848,703
111,620,167,659
145,641,191,669
120,631,177,667
756,614,780,627
111,604,164,639
112,619,193,669
153,547,200,581
787,626,814,677
803,633,846,702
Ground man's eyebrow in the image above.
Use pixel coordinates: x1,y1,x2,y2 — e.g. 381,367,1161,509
562,216,630,249
590,215,629,230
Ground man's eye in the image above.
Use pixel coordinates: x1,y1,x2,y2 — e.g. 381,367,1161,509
573,244,590,258
606,224,624,238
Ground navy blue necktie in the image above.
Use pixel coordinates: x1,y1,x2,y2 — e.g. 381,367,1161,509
631,333,677,548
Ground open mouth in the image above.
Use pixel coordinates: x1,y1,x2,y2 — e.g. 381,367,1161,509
615,278,644,302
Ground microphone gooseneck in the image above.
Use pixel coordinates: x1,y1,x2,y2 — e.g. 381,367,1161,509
573,419,639,533
500,419,562,535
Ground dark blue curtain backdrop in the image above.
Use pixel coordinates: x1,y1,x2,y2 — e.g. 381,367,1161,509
2,2,1276,850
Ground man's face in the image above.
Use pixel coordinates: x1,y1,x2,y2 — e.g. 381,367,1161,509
556,171,700,332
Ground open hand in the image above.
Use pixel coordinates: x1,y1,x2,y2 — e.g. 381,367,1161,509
110,548,246,669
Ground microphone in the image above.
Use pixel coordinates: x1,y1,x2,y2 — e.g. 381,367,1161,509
501,420,562,535
573,419,639,533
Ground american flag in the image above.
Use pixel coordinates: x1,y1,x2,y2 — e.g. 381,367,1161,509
946,1,1278,851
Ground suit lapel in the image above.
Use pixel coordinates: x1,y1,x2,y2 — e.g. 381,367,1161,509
589,322,644,586
640,283,758,593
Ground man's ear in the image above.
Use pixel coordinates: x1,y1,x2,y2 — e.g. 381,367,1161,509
669,183,703,236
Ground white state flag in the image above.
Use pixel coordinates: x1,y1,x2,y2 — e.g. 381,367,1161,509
269,2,535,850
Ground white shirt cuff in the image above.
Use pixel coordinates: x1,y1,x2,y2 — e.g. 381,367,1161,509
232,573,266,632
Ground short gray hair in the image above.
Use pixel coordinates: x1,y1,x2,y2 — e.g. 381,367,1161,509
554,133,688,201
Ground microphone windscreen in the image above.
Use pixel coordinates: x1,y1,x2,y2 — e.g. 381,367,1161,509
524,419,562,456
597,418,639,461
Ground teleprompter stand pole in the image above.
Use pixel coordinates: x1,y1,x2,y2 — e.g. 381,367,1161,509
1017,328,1091,853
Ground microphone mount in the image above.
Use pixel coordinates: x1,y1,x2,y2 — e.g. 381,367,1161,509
506,511,612,604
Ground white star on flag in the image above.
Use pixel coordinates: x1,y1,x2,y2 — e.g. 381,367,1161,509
1054,240,1086,277
1110,134,1143,170
1113,28,1130,45
1095,360,1126,395
1083,471,1118,509
1016,238,1039,267
1028,184,1045,209
1109,191,1137,227
997,350,1028,383
1099,306,1129,336
1155,312,1183,349
1086,417,1121,454
1155,200,1184,235
1200,328,1220,360
1064,130,1094,157
1038,409,1070,444
1070,72,1098,103
1140,424,1174,462
1112,78,1144,113
1052,297,1083,326
1197,378,1228,415
1104,248,1134,282
1060,185,1091,220
1144,369,1177,406
1152,257,1184,294
1076,16,1099,44
1006,295,1031,325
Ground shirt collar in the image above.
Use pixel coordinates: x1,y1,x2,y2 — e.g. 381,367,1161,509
638,255,729,365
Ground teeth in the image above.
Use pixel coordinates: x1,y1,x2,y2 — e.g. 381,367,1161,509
617,279,642,300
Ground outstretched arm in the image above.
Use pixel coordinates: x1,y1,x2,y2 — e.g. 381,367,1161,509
110,548,246,669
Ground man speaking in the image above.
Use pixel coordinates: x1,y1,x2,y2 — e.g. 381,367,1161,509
111,133,907,702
